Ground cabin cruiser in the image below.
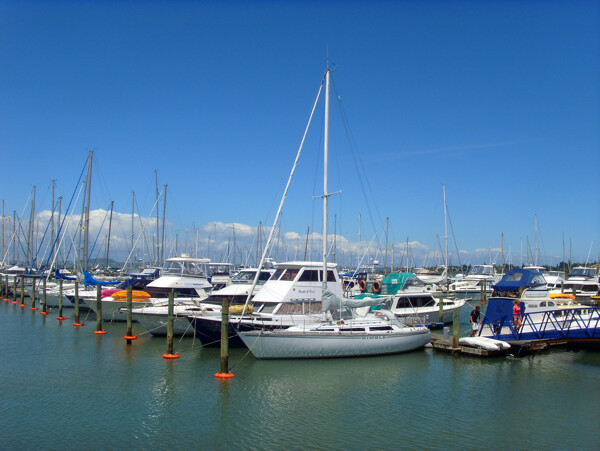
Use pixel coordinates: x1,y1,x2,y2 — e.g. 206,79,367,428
187,261,345,347
554,266,600,304
353,272,467,325
478,268,596,340
449,264,499,296
144,255,212,298
523,266,565,290
132,266,275,336
208,263,233,290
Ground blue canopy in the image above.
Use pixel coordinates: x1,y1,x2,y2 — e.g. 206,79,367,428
55,269,76,281
491,269,546,293
83,270,120,286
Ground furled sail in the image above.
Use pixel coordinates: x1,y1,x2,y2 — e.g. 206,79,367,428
322,283,385,313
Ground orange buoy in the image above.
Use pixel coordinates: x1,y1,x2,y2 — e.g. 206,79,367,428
19,303,27,307
12,301,18,304
57,316,67,320
73,323,84,327
214,372,234,379
123,335,138,340
40,311,49,316
163,353,180,359
93,330,107,335
30,307,39,310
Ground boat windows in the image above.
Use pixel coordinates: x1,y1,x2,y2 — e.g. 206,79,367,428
252,302,278,314
369,326,393,331
298,270,320,282
469,265,494,276
403,277,425,288
340,327,365,332
277,301,323,315
326,270,336,282
570,268,595,278
394,296,435,309
279,268,300,281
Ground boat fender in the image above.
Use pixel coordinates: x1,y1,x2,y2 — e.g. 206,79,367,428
372,281,382,294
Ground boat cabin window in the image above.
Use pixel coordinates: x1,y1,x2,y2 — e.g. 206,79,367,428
531,274,547,286
341,327,365,332
232,270,272,282
403,277,425,288
209,264,232,276
570,268,595,278
469,265,493,276
299,270,320,282
394,296,435,308
504,272,524,282
276,301,323,314
370,326,393,331
279,268,300,281
252,302,278,314
326,270,336,282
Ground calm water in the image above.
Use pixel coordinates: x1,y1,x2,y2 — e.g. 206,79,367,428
1,300,599,450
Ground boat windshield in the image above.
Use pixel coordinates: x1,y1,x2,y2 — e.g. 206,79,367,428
403,277,425,288
469,265,494,276
162,260,208,277
209,264,232,275
570,268,595,278
232,270,272,282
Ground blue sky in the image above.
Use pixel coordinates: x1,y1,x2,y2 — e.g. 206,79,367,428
1,0,599,267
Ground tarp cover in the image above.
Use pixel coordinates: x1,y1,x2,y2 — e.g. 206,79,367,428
55,269,76,281
83,270,120,286
321,283,384,313
491,269,546,293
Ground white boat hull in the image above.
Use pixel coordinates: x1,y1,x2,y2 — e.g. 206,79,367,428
237,328,431,359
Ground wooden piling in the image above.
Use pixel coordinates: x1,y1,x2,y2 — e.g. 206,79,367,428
73,281,83,326
452,307,460,352
215,295,234,378
94,285,106,334
30,277,38,310
57,279,66,320
19,275,26,307
12,276,17,304
163,290,178,359
124,286,137,342
438,294,444,323
40,278,48,315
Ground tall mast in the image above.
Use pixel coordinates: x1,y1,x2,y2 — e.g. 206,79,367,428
106,200,114,268
384,217,389,270
50,180,55,257
534,214,538,266
443,184,448,271
131,191,135,264
57,197,62,265
82,150,93,271
161,184,167,263
322,68,330,283
1,200,4,264
12,211,16,264
27,186,36,268
155,170,160,266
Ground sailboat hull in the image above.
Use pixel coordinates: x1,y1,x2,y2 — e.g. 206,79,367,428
237,328,431,359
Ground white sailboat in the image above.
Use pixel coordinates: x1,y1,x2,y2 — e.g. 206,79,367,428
237,68,431,358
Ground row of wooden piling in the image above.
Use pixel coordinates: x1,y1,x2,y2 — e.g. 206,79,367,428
2,273,235,377
0,275,192,363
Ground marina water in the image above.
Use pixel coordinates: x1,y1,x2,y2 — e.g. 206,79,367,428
1,301,598,450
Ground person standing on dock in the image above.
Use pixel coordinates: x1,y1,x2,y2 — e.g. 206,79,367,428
470,305,480,337
513,300,522,332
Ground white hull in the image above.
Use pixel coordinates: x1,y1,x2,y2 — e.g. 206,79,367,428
83,298,153,321
237,327,431,359
132,305,201,336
